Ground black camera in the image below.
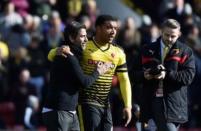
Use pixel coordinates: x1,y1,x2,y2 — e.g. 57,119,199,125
148,59,165,75
149,65,164,75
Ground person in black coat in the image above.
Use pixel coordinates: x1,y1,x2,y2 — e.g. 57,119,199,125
139,19,195,131
42,21,109,131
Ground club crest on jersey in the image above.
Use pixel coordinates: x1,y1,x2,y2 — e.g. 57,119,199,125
88,49,94,52
111,53,115,58
172,49,180,55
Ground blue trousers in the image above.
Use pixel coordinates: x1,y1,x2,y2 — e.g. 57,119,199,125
151,97,180,131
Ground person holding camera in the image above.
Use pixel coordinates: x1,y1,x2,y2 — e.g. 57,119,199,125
139,19,195,131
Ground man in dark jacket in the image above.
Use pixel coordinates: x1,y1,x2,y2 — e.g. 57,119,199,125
140,19,195,131
42,21,109,131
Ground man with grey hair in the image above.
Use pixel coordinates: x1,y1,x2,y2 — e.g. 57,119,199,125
139,19,195,131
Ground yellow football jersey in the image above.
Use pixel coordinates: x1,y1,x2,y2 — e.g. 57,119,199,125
79,40,131,107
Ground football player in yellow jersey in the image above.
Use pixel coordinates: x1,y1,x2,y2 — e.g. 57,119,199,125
48,15,132,131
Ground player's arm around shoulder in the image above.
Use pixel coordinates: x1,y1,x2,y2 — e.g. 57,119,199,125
48,45,72,62
48,48,58,62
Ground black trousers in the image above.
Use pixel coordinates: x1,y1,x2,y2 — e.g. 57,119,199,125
42,110,80,131
78,104,112,131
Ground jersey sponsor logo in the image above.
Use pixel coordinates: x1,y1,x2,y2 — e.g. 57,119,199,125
88,59,115,69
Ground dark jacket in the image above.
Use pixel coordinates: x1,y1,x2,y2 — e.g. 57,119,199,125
44,45,99,111
140,38,195,123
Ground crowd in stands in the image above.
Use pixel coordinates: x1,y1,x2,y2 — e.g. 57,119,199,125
0,0,201,130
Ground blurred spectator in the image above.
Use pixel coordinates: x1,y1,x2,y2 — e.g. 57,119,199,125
27,35,46,100
182,12,201,35
55,0,82,23
23,14,34,32
162,0,192,26
4,24,31,55
0,40,9,101
41,10,63,55
68,0,82,18
0,0,23,27
140,22,160,45
139,15,154,44
28,0,52,17
191,0,201,16
47,0,57,10
79,15,94,39
0,39,9,61
185,24,201,54
11,0,29,17
79,0,98,26
0,0,23,39
186,54,201,128
24,14,42,38
24,95,40,130
9,69,37,129
7,47,29,87
158,0,175,19
116,17,141,49
149,24,160,42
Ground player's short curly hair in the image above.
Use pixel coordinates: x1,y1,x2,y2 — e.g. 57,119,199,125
95,15,117,27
